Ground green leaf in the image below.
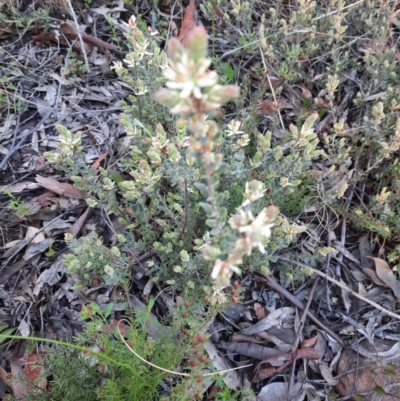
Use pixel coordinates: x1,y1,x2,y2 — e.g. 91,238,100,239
216,163,228,175
214,192,225,206
218,207,227,222
194,182,209,197
383,362,396,375
147,295,156,311
373,386,387,396
108,170,124,183
210,228,221,236
211,174,220,188
205,219,217,228
45,240,55,257
199,202,213,214
91,302,102,315
0,327,16,344
104,302,114,318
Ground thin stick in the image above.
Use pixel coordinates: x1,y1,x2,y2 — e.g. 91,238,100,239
324,210,332,312
65,0,90,73
279,257,400,321
178,178,188,241
259,46,285,129
287,278,319,401
313,0,365,21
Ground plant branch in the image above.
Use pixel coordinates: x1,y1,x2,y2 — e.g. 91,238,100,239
178,178,189,241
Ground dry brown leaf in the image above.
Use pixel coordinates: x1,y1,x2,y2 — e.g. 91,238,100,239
32,31,92,54
301,335,318,349
219,341,281,360
362,267,388,288
32,22,117,54
36,175,83,198
203,341,240,391
318,360,338,385
253,302,266,319
23,353,47,392
255,366,281,381
92,153,108,170
241,307,294,336
256,99,278,116
0,181,40,194
300,87,312,99
60,22,117,50
66,207,90,235
265,348,319,367
37,191,56,206
370,257,400,300
371,257,400,300
10,359,28,400
177,0,199,47
257,382,315,401
254,348,320,382
25,227,45,243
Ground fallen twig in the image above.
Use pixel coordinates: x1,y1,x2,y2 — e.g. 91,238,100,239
287,278,319,401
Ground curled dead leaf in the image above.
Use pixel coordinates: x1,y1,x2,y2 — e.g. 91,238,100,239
318,360,338,385
66,207,90,236
35,175,83,198
362,267,389,288
92,153,108,170
369,257,400,300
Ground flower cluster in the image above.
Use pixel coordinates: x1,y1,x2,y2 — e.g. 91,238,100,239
155,26,239,116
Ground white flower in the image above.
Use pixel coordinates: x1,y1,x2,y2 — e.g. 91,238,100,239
229,209,251,230
243,180,266,206
238,208,275,253
160,63,176,81
237,134,250,148
110,61,123,73
226,120,244,136
211,259,241,286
